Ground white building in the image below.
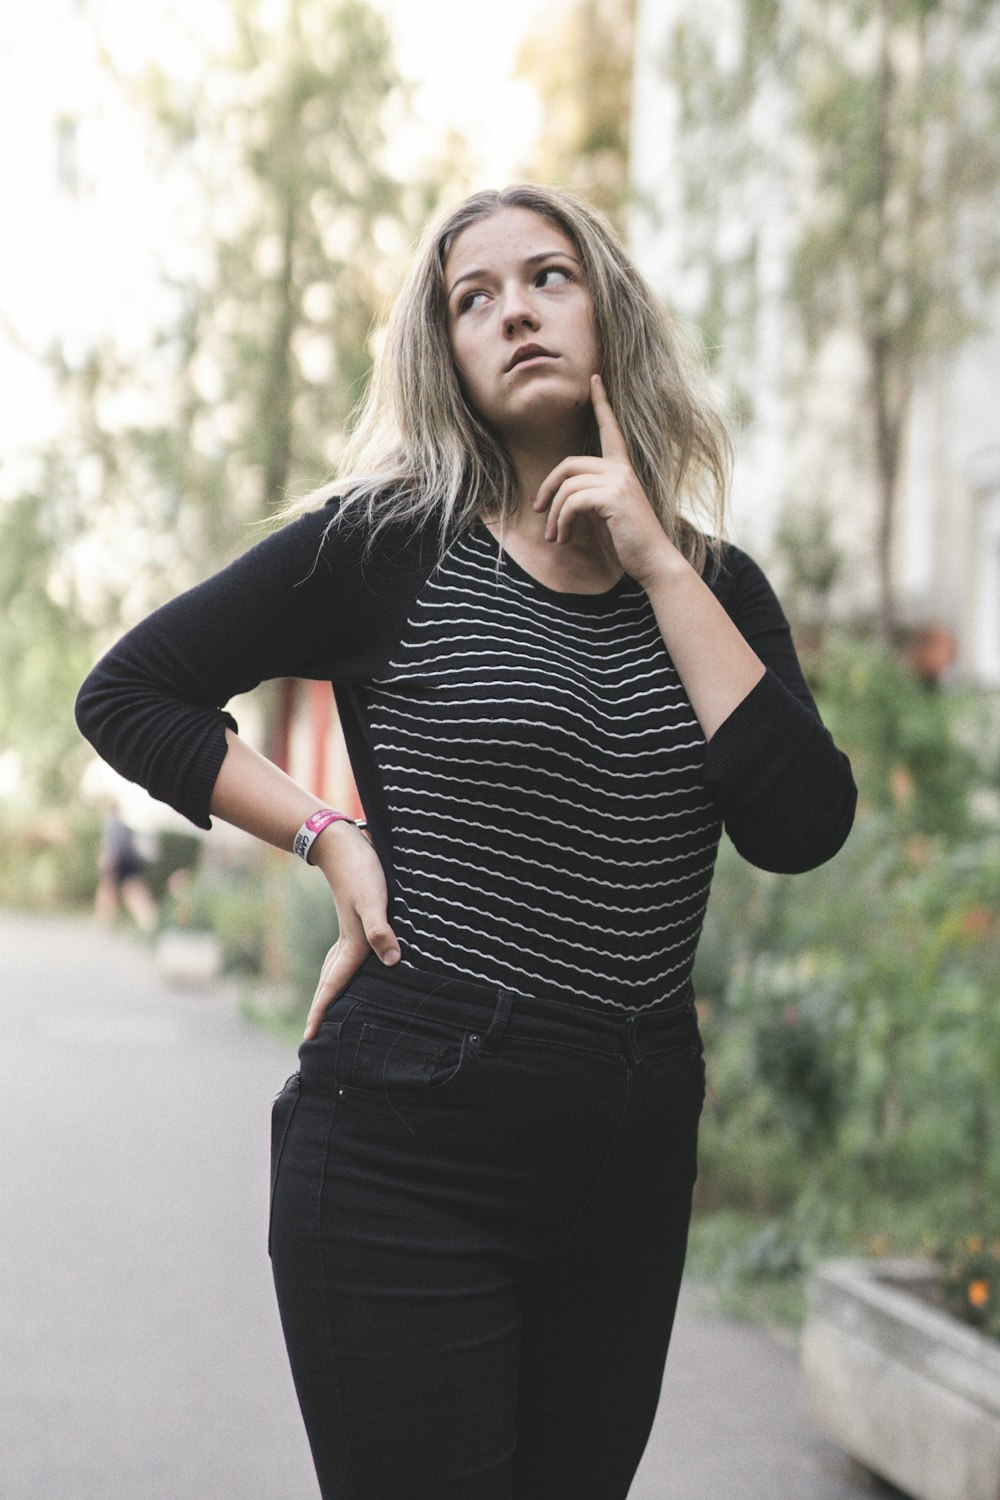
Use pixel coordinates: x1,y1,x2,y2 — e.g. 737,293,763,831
629,0,1000,684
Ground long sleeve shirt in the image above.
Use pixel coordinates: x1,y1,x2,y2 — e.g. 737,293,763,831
75,498,857,1015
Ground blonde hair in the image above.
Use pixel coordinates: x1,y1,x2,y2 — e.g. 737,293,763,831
283,184,732,577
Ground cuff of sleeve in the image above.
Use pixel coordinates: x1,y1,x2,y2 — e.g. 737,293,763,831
703,669,817,810
148,711,238,831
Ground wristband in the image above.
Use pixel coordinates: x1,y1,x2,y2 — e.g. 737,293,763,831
293,808,356,863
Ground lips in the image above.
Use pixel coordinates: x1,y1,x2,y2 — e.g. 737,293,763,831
506,343,555,372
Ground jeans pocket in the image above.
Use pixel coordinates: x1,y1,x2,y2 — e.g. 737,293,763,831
268,1072,301,1256
348,1022,462,1095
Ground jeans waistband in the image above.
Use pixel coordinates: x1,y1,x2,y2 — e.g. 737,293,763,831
353,954,699,1063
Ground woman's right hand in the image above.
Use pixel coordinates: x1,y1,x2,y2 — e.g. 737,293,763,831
304,822,401,1039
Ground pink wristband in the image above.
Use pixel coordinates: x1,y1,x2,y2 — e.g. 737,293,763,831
292,808,353,863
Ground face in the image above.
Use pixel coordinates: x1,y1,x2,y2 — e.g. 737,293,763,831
443,206,600,447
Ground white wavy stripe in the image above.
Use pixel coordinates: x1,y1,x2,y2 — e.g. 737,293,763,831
396,946,692,1014
370,723,705,776
402,860,713,922
380,762,710,813
394,901,702,972
389,830,720,886
420,559,650,614
440,543,647,625
391,881,707,949
402,607,666,666
368,705,704,755
399,922,697,1003
373,672,692,719
386,800,716,854
387,610,665,664
429,547,645,609
387,614,669,675
379,748,706,786
392,844,717,906
370,695,701,746
384,790,712,846
374,648,680,693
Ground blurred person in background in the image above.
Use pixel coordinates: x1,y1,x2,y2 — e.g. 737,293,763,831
94,797,158,935
75,184,856,1500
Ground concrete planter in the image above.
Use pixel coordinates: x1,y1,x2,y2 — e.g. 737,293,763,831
803,1258,1000,1500
153,927,223,986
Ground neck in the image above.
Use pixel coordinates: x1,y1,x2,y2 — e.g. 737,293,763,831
482,433,620,578
498,420,590,538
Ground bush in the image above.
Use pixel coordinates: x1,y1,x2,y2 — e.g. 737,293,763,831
164,849,338,992
0,806,103,910
690,632,1000,1315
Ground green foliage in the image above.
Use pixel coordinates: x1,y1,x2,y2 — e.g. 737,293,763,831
0,489,101,802
813,632,985,841
4,0,439,811
169,850,337,1008
692,631,1000,1321
0,806,103,911
65,0,427,579
772,503,845,622
516,0,636,232
936,1235,1000,1340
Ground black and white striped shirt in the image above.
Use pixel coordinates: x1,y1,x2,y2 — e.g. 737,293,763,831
369,521,719,1010
75,499,857,1016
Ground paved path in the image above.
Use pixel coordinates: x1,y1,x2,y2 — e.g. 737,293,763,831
0,909,894,1499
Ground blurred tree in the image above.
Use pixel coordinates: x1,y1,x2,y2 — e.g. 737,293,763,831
772,501,845,633
103,0,420,571
2,0,435,800
516,0,636,232
0,484,99,802
660,0,1000,635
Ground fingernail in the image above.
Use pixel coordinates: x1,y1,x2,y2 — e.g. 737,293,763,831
382,947,400,963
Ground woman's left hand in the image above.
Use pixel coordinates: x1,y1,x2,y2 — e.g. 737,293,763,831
534,374,683,590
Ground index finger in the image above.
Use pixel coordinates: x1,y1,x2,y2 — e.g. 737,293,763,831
591,374,629,461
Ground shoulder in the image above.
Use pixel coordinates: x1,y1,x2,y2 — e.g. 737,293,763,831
701,540,793,636
257,488,441,591
703,540,772,598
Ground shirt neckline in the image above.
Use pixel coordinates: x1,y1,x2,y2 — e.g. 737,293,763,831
472,518,634,610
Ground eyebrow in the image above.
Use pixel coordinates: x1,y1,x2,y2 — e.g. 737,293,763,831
447,250,581,300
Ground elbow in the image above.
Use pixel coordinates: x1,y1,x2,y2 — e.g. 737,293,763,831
75,670,108,754
725,761,858,875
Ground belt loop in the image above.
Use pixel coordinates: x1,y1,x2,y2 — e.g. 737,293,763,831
623,1015,640,1069
479,987,514,1055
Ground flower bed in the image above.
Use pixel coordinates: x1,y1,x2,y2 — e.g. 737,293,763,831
802,1258,1000,1500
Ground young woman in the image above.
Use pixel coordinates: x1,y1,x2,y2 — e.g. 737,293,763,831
76,185,856,1500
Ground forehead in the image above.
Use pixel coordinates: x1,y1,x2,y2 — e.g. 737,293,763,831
444,207,578,283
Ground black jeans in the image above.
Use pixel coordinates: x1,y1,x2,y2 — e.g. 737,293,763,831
269,955,705,1500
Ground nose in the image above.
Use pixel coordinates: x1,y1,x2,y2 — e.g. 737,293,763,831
499,282,539,337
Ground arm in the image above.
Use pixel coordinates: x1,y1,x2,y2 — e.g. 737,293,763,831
535,376,856,874
694,546,856,873
74,502,350,829
640,549,766,742
75,499,406,1028
210,730,400,1037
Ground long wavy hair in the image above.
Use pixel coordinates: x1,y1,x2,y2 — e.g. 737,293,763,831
282,184,732,578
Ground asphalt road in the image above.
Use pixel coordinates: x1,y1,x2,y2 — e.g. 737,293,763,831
0,909,893,1499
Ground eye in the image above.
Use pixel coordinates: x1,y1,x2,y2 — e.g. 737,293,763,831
536,265,573,288
457,289,488,314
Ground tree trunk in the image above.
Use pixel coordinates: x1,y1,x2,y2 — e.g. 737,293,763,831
871,332,903,641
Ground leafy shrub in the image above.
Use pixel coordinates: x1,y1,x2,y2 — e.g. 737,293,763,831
691,633,1000,1308
936,1235,1000,1341
0,807,103,909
